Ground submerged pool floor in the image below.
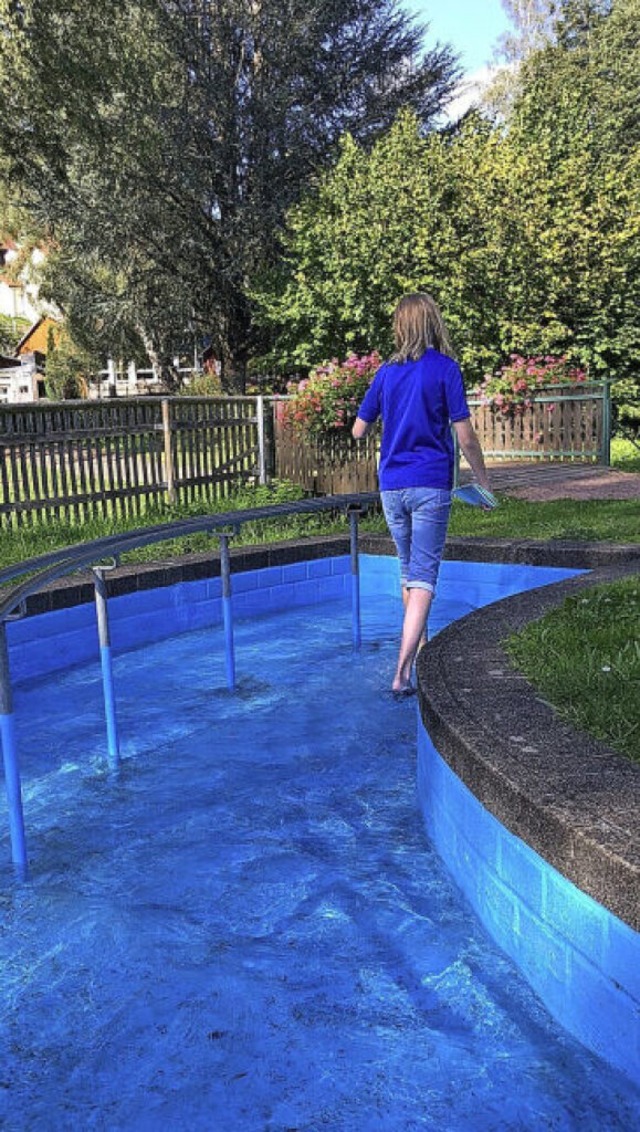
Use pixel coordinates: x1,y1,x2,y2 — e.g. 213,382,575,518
1,590,640,1130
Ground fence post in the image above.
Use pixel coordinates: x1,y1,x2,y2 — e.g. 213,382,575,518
161,398,177,505
256,395,267,485
263,397,277,481
601,380,612,466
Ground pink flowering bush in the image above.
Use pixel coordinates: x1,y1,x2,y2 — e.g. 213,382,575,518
284,352,381,438
474,355,588,419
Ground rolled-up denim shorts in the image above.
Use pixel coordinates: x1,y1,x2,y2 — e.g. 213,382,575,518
381,487,452,593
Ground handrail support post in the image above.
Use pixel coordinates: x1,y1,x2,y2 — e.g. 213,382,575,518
93,566,121,769
0,619,28,877
348,506,362,650
219,533,236,690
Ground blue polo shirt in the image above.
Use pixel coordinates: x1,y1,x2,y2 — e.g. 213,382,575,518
356,349,470,491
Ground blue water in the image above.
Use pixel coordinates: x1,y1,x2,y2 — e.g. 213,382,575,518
1,583,640,1130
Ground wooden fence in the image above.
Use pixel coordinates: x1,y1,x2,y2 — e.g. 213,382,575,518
468,383,609,461
274,383,610,494
0,384,611,525
0,396,266,528
273,400,378,494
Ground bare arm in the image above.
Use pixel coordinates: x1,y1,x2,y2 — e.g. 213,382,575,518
453,418,491,490
352,417,372,440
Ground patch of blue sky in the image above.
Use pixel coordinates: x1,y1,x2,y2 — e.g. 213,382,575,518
404,0,510,73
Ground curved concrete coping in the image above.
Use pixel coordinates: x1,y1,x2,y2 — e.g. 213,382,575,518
417,557,640,933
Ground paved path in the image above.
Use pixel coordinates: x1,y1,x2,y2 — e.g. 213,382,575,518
461,460,640,502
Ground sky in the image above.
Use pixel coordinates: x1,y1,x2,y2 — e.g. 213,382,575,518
403,0,511,74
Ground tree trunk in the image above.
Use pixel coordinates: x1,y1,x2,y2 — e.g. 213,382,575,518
137,324,183,393
218,305,250,393
220,345,248,394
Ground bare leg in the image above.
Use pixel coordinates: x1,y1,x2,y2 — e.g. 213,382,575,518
392,587,433,692
402,585,427,654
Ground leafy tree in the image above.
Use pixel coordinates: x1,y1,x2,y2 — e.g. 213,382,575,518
253,111,519,381
502,0,640,383
257,0,639,406
0,315,30,357
497,0,559,61
0,0,460,391
44,326,96,400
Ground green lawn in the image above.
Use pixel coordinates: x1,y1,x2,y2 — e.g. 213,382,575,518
506,577,640,763
0,482,346,574
447,496,639,542
1,433,637,571
1,485,638,576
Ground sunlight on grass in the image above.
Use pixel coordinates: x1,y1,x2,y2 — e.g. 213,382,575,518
611,437,640,472
1,488,639,577
446,496,640,543
506,577,640,762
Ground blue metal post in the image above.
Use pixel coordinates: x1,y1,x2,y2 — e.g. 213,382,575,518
219,534,236,690
93,568,121,769
349,509,362,650
0,620,28,877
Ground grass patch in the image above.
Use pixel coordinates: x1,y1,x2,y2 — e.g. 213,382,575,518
1,483,638,578
446,496,640,542
505,576,640,763
0,482,346,575
611,437,640,472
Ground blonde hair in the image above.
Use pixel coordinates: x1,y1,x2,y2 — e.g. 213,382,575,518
390,293,453,363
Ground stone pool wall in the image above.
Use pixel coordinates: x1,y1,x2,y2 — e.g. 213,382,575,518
415,551,640,1084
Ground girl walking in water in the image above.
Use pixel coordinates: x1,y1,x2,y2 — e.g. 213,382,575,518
352,293,491,696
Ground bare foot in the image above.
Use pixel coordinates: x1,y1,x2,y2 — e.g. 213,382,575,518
391,682,416,699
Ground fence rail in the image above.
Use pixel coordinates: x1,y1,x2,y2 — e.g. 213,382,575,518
0,396,268,528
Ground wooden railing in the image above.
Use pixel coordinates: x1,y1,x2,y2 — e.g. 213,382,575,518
0,397,264,527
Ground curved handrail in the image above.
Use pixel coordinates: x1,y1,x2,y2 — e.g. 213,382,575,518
0,492,380,621
0,491,380,875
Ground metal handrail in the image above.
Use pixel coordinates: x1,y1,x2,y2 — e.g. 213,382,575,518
0,492,380,620
0,492,380,878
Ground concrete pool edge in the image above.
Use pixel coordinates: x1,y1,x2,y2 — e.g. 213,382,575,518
13,532,639,616
416,560,640,1082
415,559,640,931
